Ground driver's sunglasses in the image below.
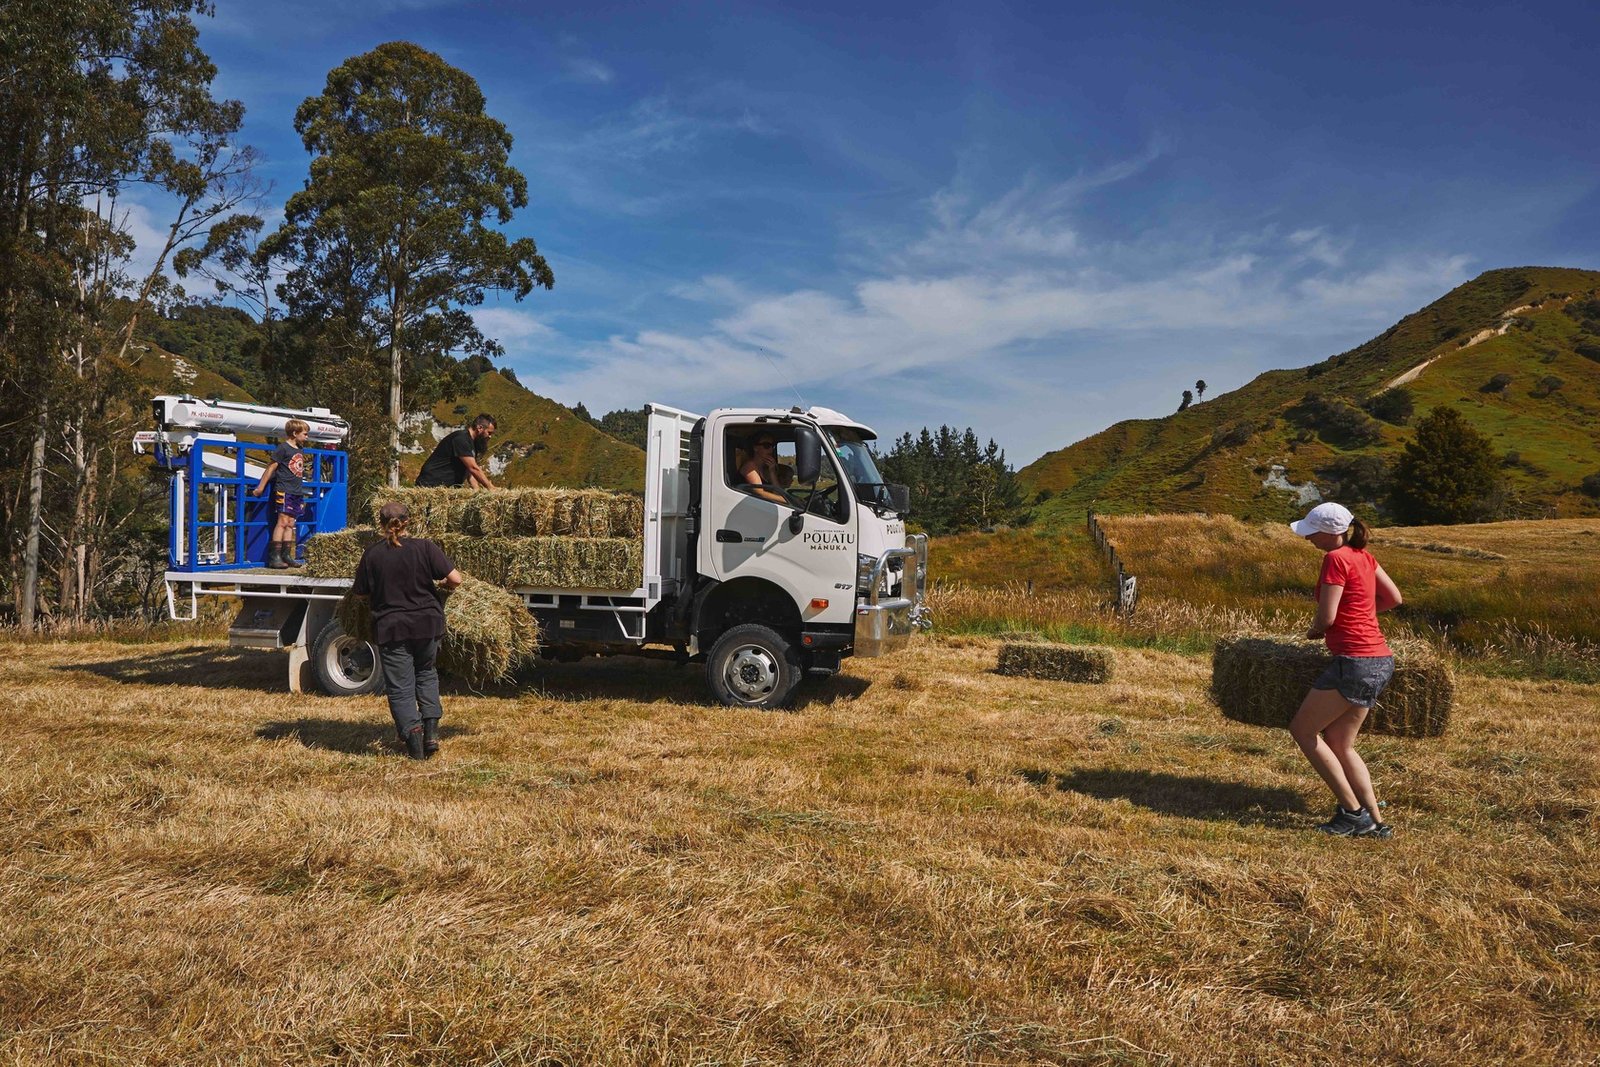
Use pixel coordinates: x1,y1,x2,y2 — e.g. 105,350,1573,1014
756,440,776,448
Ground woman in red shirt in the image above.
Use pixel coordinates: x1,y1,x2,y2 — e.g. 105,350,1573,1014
1288,502,1404,838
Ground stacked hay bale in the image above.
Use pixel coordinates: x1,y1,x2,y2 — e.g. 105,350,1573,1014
1210,634,1454,738
304,488,645,590
305,486,646,685
996,642,1114,683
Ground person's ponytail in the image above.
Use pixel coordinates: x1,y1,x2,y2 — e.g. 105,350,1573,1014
383,514,408,547
1347,516,1370,550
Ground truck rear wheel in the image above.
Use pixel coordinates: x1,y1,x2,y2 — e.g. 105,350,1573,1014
311,618,385,697
706,623,803,710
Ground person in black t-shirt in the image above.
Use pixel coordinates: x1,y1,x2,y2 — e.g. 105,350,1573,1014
353,501,464,759
251,418,312,569
416,413,497,489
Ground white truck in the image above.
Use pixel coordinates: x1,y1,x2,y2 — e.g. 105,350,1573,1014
152,399,930,710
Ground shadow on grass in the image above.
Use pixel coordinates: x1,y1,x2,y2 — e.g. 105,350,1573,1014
1025,768,1309,824
518,656,873,709
61,645,285,693
256,718,469,755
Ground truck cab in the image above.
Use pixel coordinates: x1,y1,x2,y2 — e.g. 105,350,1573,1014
676,404,929,707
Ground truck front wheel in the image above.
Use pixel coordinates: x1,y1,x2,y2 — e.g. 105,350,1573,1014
311,619,385,697
706,624,803,710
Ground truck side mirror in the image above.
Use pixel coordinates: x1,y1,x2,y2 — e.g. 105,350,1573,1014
885,482,911,516
792,425,822,485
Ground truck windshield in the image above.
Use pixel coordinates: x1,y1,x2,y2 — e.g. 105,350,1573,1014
827,428,896,513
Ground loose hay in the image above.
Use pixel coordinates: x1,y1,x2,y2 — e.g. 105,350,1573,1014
1210,634,1454,738
333,578,540,688
996,642,1114,683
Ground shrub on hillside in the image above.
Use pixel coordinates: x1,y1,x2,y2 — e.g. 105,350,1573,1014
1388,406,1504,524
1582,472,1600,499
1362,387,1414,425
1481,372,1513,394
1531,375,1565,398
1316,455,1390,506
1210,419,1266,450
1287,391,1383,447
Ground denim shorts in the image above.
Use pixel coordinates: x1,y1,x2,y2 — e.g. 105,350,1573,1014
1312,655,1395,708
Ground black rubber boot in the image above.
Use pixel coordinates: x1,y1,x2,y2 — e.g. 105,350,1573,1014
283,542,302,568
267,543,290,569
422,718,440,758
404,725,427,761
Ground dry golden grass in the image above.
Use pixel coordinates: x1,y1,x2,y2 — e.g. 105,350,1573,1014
1086,514,1600,680
2,635,1597,1064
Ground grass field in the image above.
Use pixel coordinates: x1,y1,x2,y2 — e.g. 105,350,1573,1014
931,516,1600,681
3,633,1597,1064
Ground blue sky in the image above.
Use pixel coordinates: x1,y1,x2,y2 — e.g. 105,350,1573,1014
158,0,1600,463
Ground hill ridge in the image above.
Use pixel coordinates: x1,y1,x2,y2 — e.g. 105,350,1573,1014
1020,266,1600,525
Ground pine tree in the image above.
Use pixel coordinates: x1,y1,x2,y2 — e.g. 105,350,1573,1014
1388,406,1502,524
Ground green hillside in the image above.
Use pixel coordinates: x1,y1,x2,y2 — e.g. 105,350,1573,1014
125,337,258,404
402,371,645,491
1021,266,1600,526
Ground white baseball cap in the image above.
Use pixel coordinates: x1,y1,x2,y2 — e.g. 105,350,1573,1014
1290,501,1354,537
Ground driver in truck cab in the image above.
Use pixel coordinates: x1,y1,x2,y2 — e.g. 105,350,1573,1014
737,432,789,505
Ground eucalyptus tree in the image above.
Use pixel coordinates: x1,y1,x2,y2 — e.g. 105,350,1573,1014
0,0,256,627
269,42,554,489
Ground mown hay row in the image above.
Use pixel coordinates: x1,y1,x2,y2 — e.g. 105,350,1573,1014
333,578,540,688
1210,634,1454,738
996,642,1114,683
369,487,644,538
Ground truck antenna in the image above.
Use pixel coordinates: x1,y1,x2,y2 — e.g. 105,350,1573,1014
758,346,806,411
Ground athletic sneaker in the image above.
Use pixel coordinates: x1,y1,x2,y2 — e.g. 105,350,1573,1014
1362,822,1394,840
1316,806,1377,837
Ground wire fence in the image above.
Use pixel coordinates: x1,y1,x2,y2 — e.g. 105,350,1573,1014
1086,509,1138,616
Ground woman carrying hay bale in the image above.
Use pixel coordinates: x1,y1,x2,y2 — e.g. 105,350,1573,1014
353,501,464,760
1288,502,1404,839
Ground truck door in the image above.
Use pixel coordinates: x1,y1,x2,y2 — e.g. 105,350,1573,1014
702,420,856,627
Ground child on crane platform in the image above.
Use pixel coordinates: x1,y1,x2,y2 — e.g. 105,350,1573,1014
253,418,312,569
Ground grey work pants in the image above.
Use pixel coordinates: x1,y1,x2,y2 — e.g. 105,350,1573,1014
379,637,442,739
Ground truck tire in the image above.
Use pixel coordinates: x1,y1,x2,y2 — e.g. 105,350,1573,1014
311,618,385,697
706,623,803,710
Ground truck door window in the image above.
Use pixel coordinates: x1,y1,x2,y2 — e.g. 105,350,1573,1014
723,424,844,521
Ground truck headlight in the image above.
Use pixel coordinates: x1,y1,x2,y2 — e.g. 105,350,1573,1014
857,552,877,593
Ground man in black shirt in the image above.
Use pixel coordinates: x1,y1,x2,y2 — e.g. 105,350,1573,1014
416,413,497,489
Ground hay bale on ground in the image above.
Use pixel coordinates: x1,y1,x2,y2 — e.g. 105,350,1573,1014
997,642,1114,683
332,578,540,688
304,527,380,577
1210,634,1453,739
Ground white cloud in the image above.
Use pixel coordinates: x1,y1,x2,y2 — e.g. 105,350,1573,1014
507,173,1474,461
471,306,554,345
563,57,615,85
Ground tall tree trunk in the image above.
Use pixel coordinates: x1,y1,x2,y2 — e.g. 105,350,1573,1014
388,297,404,488
19,397,49,631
